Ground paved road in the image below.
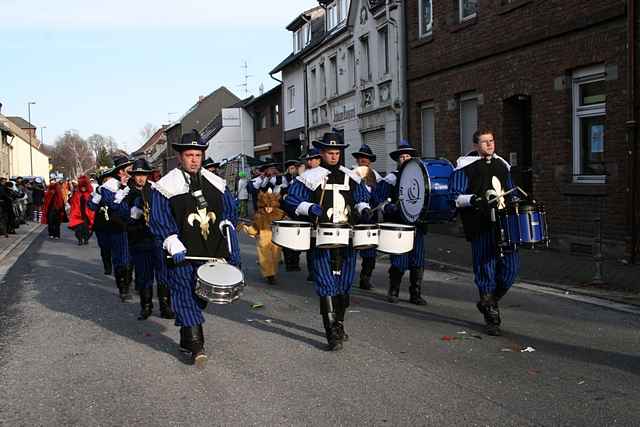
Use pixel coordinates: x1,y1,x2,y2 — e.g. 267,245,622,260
1,228,639,426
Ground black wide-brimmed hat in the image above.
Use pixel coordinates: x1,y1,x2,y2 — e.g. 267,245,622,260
352,144,377,162
202,157,219,169
284,159,301,168
303,148,321,161
389,140,417,161
258,158,279,172
106,155,134,176
172,129,209,152
312,131,349,150
130,159,154,175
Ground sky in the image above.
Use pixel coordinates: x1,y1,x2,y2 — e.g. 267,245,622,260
0,0,318,152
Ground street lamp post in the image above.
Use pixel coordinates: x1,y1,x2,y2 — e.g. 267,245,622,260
27,102,36,177
40,126,46,145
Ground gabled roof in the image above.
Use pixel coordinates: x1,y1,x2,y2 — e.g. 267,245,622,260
7,116,36,130
286,6,323,31
200,96,254,142
165,86,240,132
0,113,45,152
245,84,281,108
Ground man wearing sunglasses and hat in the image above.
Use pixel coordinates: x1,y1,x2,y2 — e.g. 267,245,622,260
284,132,372,351
376,141,428,306
147,129,241,367
351,144,383,290
116,159,175,321
89,155,135,302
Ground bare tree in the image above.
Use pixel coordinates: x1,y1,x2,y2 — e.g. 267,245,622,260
140,123,159,142
87,134,118,167
51,131,95,178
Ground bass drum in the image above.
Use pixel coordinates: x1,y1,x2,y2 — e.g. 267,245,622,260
397,158,456,224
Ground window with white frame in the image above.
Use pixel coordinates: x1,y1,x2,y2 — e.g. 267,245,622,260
572,65,607,183
287,86,296,113
293,24,311,53
419,0,433,37
327,3,338,30
459,93,478,154
459,0,477,22
339,0,350,22
421,104,436,157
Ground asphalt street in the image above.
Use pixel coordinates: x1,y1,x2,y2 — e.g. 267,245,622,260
0,227,639,426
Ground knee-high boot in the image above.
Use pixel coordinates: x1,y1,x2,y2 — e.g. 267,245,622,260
387,266,402,303
319,296,342,351
157,283,176,319
409,267,427,305
100,248,112,275
179,324,207,367
114,266,126,299
138,288,153,320
333,294,350,342
121,264,133,302
359,257,375,290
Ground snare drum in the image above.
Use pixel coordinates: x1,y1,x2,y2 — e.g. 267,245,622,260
352,224,379,250
397,158,456,224
272,220,311,250
377,223,415,254
316,223,351,249
195,261,245,304
498,202,549,249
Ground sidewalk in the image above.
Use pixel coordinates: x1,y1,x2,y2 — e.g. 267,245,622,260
0,221,44,263
424,231,640,306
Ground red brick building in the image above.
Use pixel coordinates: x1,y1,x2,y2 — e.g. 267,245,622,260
405,0,639,257
244,85,284,163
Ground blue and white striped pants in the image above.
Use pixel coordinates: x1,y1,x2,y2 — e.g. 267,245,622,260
471,231,520,295
130,241,166,291
95,231,111,251
312,247,357,297
390,229,425,272
166,261,205,327
111,231,130,269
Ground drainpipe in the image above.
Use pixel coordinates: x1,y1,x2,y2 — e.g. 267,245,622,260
269,72,284,164
628,0,638,263
386,0,403,149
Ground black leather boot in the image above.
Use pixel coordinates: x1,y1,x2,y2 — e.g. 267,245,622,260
138,288,153,320
387,266,402,303
114,267,126,299
494,286,509,303
319,297,342,351
180,324,207,368
101,249,112,275
157,283,176,319
409,267,427,305
359,257,375,290
120,265,133,302
333,294,350,342
477,294,501,336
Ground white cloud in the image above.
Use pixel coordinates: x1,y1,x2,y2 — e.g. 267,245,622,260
2,0,319,29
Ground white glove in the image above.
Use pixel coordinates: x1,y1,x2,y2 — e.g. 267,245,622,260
269,176,277,186
130,206,143,220
91,192,102,204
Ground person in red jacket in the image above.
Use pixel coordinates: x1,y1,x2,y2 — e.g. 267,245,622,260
41,182,66,239
68,175,95,245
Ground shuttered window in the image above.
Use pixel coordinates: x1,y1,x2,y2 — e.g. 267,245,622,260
363,129,390,173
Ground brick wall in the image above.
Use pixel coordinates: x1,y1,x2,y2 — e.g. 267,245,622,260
405,0,629,247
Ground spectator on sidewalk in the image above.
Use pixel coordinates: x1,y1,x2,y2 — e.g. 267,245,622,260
0,181,12,237
32,178,45,222
237,172,249,219
68,176,95,245
41,182,66,239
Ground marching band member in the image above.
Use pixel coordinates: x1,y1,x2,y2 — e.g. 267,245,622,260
120,159,175,321
284,132,371,351
91,156,134,302
449,128,520,336
202,158,221,176
89,170,114,275
249,159,285,194
280,159,302,272
376,141,428,305
301,148,321,282
351,144,382,290
148,130,241,367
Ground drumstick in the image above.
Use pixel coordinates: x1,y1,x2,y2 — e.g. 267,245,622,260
316,177,327,227
487,187,519,205
165,255,224,262
371,198,392,213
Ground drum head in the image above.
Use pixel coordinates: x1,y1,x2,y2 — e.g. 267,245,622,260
197,262,244,286
273,220,312,227
397,159,428,224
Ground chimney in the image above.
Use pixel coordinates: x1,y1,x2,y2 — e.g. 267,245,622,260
198,96,205,102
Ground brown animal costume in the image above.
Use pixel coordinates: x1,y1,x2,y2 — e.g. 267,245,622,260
241,190,287,283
